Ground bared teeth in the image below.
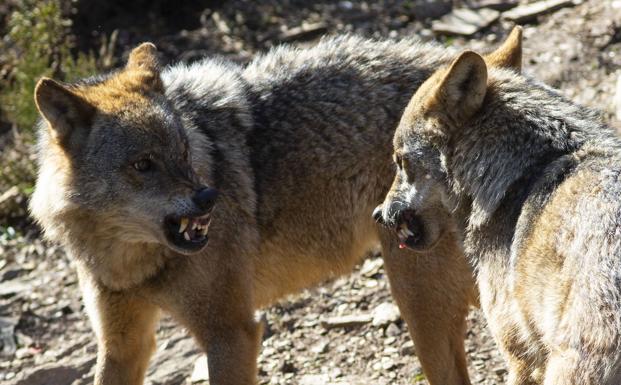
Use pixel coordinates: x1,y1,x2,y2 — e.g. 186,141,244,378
404,228,414,237
177,215,211,241
179,218,189,233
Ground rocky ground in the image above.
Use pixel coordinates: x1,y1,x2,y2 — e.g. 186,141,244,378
1,0,621,384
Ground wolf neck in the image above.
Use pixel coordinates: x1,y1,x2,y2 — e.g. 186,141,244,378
64,218,168,291
447,79,611,229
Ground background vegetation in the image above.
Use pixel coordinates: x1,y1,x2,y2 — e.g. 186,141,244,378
0,0,99,229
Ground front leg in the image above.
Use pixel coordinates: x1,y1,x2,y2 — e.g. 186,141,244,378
78,268,160,385
380,229,477,385
166,261,262,385
205,318,263,384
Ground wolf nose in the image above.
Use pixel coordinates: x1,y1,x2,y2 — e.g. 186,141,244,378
193,187,219,212
372,205,385,225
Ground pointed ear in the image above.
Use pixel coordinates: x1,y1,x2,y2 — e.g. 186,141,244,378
126,42,163,92
34,78,95,145
485,26,522,72
433,51,488,123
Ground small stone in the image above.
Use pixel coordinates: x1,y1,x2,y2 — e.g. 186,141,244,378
381,357,396,370
15,346,34,359
299,374,330,385
320,314,372,329
493,365,508,375
470,0,518,11
338,1,354,10
0,280,29,297
385,323,401,337
310,340,329,354
502,0,576,23
360,258,383,277
190,355,209,383
400,340,416,356
278,22,328,42
432,8,500,36
372,303,400,327
0,316,18,355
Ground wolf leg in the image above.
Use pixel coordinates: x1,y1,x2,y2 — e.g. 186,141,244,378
203,318,263,385
542,349,613,385
505,358,540,385
169,264,262,385
379,229,475,385
79,271,160,385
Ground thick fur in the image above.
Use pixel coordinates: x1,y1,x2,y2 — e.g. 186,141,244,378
378,27,621,384
30,36,477,385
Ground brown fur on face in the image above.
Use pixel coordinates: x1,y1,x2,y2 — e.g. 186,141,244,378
32,44,210,289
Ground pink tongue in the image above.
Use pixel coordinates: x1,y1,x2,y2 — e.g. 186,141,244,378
399,243,406,249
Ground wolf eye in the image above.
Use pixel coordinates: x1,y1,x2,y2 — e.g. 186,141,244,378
133,158,152,172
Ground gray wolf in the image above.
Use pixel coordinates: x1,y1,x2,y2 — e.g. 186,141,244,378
376,26,621,384
30,36,479,385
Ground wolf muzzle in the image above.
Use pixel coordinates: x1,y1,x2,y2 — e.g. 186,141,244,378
193,187,219,212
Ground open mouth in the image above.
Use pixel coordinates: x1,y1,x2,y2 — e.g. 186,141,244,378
164,212,212,252
395,210,424,250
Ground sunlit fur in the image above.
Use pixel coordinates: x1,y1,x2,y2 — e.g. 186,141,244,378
31,37,477,385
383,27,621,384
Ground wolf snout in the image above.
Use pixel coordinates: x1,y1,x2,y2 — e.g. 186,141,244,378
372,205,385,225
373,201,406,227
193,187,219,212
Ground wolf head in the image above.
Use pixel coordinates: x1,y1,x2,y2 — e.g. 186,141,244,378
374,27,523,251
30,43,218,257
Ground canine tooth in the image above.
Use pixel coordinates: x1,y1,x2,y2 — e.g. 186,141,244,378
192,221,198,230
183,232,190,241
405,228,415,237
201,227,208,236
179,218,189,233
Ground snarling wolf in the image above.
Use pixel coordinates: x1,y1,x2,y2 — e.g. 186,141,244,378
377,26,621,384
30,36,478,385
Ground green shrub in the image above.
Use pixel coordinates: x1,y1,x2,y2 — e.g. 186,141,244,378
1,0,97,134
0,0,99,222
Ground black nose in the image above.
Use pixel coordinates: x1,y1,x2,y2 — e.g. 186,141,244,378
193,187,219,212
372,205,384,225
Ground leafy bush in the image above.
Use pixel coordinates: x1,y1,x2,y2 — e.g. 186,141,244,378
0,0,98,223
1,0,97,133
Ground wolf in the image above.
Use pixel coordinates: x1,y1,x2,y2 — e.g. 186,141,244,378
28,35,491,385
376,26,621,384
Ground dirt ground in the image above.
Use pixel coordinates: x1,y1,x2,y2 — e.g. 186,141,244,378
1,0,621,384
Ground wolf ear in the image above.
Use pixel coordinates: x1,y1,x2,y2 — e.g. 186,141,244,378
34,78,95,145
432,50,488,123
485,26,522,72
126,42,163,92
